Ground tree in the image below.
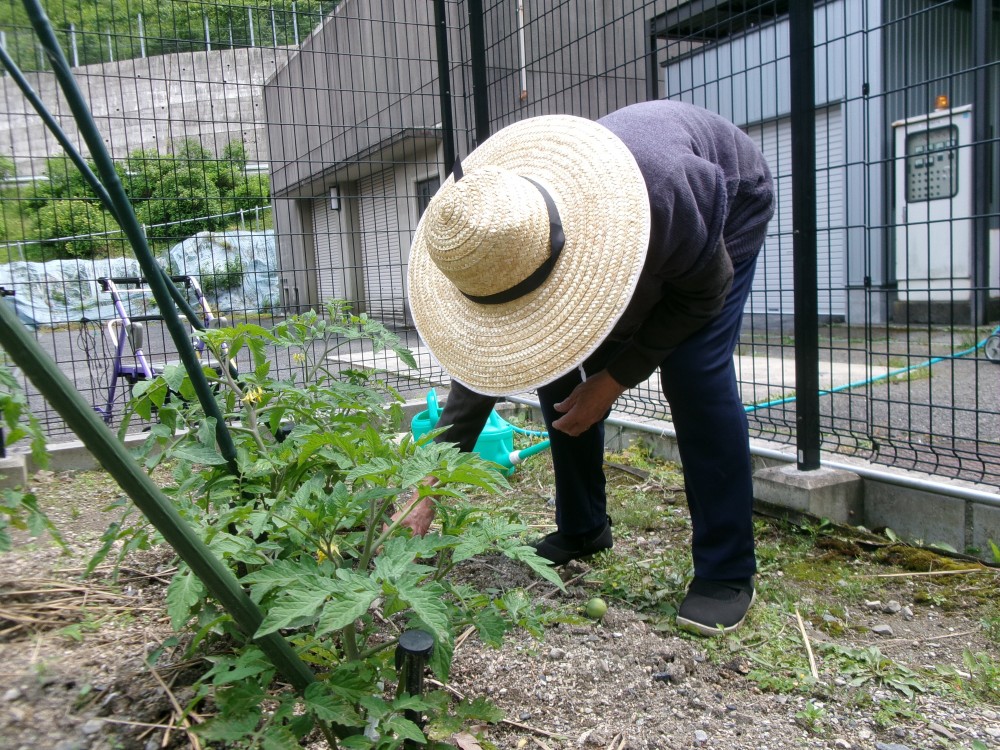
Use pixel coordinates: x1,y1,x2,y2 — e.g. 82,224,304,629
0,155,15,181
3,1,332,71
34,199,118,257
126,139,227,240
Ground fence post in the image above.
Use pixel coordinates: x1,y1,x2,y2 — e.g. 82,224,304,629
971,0,992,326
292,2,299,44
137,14,146,58
106,30,113,63
789,1,820,471
69,24,78,67
248,8,256,47
432,0,456,172
467,0,491,145
204,14,212,52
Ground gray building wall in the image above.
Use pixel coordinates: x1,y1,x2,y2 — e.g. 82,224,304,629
263,0,995,323
662,0,888,324
264,0,651,314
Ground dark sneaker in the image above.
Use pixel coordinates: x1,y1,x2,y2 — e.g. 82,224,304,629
676,577,755,636
531,517,613,565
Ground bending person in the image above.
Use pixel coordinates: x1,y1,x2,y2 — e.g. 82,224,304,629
404,100,774,636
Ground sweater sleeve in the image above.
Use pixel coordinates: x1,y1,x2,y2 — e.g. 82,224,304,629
606,237,734,388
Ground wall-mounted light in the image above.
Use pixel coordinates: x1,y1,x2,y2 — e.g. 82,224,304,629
330,187,340,210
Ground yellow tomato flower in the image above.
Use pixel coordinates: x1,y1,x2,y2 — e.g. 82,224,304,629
242,386,263,404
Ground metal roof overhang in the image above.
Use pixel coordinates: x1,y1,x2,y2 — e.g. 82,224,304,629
273,126,443,198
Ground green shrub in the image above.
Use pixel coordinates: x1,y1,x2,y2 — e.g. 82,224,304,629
34,199,118,257
0,362,63,552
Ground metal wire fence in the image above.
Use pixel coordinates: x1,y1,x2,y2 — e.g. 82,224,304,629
0,0,998,488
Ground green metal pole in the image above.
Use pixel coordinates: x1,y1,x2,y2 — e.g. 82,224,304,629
21,0,237,469
0,299,316,693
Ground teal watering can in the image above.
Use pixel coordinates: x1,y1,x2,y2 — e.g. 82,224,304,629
410,389,550,475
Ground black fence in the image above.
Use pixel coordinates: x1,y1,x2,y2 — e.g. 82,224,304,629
1,0,998,489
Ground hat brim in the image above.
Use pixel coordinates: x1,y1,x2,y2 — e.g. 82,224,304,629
407,115,651,396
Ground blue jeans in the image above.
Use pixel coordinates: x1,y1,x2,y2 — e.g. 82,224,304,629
537,251,759,580
437,251,759,581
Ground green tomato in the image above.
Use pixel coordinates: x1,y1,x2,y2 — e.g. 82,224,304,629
585,597,608,619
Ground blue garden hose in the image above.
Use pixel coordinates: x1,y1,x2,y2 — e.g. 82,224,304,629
747,324,1000,413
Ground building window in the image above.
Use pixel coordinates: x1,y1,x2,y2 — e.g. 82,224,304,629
416,176,441,217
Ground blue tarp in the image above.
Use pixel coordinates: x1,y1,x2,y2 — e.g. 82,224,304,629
0,230,278,327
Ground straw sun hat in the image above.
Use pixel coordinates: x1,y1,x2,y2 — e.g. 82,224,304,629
407,115,651,396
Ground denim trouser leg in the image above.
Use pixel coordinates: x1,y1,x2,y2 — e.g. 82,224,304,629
660,253,759,581
434,380,498,453
535,351,618,536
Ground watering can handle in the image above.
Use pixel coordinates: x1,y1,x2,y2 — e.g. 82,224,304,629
426,388,440,425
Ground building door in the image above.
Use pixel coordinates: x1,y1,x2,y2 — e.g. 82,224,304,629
745,105,846,318
312,194,346,305
358,171,408,325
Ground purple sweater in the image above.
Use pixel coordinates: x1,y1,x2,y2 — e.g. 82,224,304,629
597,101,774,388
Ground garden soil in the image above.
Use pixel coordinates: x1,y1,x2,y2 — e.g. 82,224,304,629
1,468,999,750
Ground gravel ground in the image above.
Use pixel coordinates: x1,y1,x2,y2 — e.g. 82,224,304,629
2,466,999,750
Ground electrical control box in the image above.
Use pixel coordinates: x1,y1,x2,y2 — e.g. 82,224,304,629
892,104,973,303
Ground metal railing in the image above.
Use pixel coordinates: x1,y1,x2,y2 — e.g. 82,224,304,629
0,0,997,490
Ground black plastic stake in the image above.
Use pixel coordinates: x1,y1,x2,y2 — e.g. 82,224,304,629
395,629,435,734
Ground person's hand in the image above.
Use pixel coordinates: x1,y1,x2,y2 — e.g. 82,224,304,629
389,478,439,536
551,369,627,436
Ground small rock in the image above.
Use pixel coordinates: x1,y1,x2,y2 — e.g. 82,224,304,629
694,729,709,745
858,728,873,740
983,709,998,720
548,647,567,660
882,600,902,614
901,606,914,620
833,740,851,749
823,614,840,623
519,711,532,721
865,600,882,610
2,687,23,702
871,623,894,636
54,742,86,750
984,727,1000,739
929,722,956,741
874,743,911,750
81,718,105,735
